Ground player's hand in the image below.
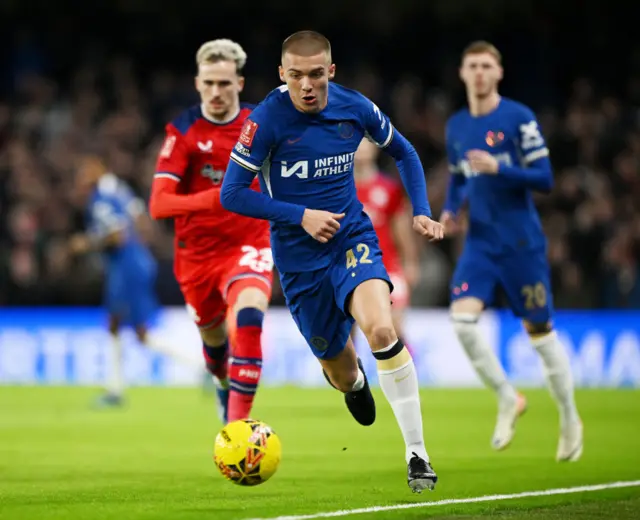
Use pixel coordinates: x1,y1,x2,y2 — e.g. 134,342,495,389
301,209,345,243
68,234,90,255
439,211,460,236
413,215,444,242
466,150,498,174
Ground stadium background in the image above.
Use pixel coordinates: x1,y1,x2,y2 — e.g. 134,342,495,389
0,0,639,387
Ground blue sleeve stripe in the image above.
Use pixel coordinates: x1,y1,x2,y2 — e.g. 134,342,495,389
230,152,261,172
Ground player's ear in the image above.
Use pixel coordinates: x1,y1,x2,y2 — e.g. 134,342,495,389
328,64,336,80
497,66,504,82
278,66,285,83
237,75,245,93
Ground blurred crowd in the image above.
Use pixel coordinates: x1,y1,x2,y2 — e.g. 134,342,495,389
1,19,639,309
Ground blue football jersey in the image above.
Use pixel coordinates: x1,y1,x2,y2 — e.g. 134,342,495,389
87,174,156,276
444,98,553,255
228,83,398,272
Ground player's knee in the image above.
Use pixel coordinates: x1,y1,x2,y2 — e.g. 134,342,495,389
450,297,484,315
451,313,481,342
523,320,553,337
363,323,396,351
231,285,269,315
134,326,147,344
200,325,227,348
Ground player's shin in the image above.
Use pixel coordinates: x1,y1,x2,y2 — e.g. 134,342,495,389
529,330,580,426
203,340,230,384
228,308,264,422
451,313,517,401
107,332,125,397
373,339,429,463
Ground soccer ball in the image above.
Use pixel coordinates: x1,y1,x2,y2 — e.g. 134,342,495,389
213,419,282,486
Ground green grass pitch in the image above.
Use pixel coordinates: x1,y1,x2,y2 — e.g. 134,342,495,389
1,387,639,519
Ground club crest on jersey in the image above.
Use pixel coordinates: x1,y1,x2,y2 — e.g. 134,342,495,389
338,121,355,139
201,163,224,185
485,130,505,147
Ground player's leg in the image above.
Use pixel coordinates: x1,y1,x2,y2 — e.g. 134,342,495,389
449,250,525,451
388,271,411,355
182,278,231,423
336,237,436,492
95,272,126,408
96,312,126,407
225,277,271,422
502,251,582,461
131,276,202,370
280,269,376,427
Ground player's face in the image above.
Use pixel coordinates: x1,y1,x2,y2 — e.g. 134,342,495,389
459,52,503,98
74,156,105,200
354,139,379,177
195,60,244,120
279,51,335,114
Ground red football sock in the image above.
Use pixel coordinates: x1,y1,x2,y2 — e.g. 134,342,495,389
228,308,264,422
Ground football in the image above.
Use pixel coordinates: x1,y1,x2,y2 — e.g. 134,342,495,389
213,419,282,486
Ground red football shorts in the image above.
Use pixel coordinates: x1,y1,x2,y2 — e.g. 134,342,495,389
177,243,273,329
388,269,409,308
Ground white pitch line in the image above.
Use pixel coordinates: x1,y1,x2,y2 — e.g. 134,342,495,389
245,480,640,520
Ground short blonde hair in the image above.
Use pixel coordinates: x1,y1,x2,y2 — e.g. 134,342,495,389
461,40,502,65
195,39,247,73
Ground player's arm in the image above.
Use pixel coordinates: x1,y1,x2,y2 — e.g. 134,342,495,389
390,198,420,286
500,112,553,192
362,98,443,241
149,126,222,219
220,117,306,226
442,122,467,216
69,201,125,255
467,108,553,192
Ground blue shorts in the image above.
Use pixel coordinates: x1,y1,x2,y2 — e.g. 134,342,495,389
105,268,158,327
280,231,392,360
451,247,554,324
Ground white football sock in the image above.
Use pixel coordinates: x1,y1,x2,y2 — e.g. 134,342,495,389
351,368,365,392
452,313,517,402
375,342,429,463
107,332,124,396
531,331,580,426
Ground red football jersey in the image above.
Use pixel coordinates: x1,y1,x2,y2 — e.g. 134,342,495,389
155,104,269,259
356,171,405,272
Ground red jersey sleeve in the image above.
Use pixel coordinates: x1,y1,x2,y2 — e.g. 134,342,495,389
155,124,190,181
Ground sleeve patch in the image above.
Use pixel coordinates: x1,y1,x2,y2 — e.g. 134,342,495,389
160,135,176,158
239,119,259,147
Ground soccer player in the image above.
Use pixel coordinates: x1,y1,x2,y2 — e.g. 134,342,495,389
71,155,196,407
220,30,443,493
441,41,582,461
353,138,420,345
149,40,272,424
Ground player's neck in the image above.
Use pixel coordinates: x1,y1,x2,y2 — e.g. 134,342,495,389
468,92,501,117
201,103,240,124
